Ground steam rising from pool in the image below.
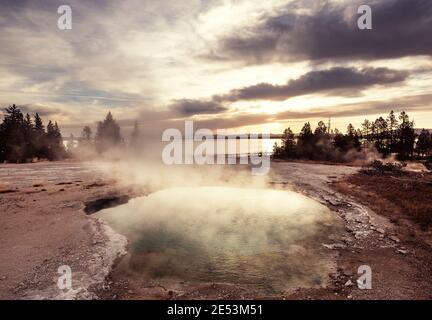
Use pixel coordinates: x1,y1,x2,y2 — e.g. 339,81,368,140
97,186,342,294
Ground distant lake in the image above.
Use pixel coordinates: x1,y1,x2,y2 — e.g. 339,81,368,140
169,138,283,156
63,137,283,155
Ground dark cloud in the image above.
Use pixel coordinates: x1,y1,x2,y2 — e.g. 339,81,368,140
18,104,69,118
214,67,408,102
59,92,432,137
214,0,432,63
191,113,271,130
167,92,432,130
168,99,228,116
275,93,432,121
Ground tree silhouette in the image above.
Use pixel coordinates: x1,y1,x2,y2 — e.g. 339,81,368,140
416,129,432,157
314,121,328,136
373,117,388,154
0,105,26,162
281,127,296,158
273,110,425,163
397,111,416,160
95,111,122,153
0,105,66,162
23,113,34,159
81,126,92,141
387,110,398,152
297,122,315,159
46,121,66,160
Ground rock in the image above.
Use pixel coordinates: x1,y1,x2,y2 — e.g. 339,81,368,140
376,228,385,234
327,199,339,206
388,235,401,243
397,249,408,255
347,295,353,299
354,231,367,239
345,280,354,287
341,237,353,243
322,243,347,250
344,270,354,277
127,290,134,294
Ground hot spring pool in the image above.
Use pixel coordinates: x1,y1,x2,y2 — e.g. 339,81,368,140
96,186,343,293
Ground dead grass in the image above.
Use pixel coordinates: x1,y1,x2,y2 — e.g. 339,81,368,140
334,172,432,230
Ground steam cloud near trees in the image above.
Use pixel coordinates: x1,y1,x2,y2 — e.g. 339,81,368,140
1,105,431,167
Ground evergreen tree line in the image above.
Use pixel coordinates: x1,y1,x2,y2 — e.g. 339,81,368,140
273,111,432,162
0,105,66,162
0,106,142,162
69,111,141,156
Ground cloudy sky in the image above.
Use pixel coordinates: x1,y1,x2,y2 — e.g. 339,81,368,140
0,0,431,135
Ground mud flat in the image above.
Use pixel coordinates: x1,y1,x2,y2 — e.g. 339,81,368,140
96,161,432,300
0,161,139,299
1,160,431,299
270,161,432,300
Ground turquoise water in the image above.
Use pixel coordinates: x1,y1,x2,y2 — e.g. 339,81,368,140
97,186,341,292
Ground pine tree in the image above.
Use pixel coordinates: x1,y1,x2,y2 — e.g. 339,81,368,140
397,111,416,160
45,121,66,160
374,117,388,154
46,120,55,159
0,105,26,162
415,129,431,158
299,122,313,139
82,126,92,141
281,127,296,158
347,123,356,137
23,113,34,159
34,113,44,132
95,111,122,153
33,113,46,158
361,119,371,143
297,122,314,159
314,121,327,136
387,110,399,152
53,122,65,159
0,105,67,162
